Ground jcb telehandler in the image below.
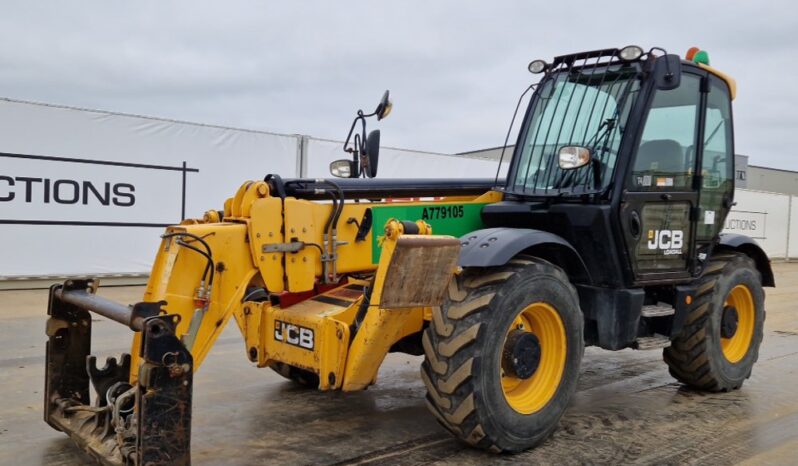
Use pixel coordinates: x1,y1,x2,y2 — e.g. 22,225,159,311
44,45,773,464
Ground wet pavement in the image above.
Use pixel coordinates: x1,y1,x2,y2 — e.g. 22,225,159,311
2,263,797,465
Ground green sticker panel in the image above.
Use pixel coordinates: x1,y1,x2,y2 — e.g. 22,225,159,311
370,203,488,262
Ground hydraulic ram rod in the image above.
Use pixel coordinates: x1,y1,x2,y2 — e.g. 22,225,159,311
54,287,149,331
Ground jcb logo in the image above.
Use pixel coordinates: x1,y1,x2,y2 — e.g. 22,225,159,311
647,229,684,255
274,320,314,350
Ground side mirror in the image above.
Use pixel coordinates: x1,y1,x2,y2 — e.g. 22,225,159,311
654,54,682,90
375,90,392,120
340,90,391,178
330,159,357,178
558,146,591,170
362,130,380,178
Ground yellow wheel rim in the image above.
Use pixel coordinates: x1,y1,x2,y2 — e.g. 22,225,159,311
500,302,567,414
721,284,755,363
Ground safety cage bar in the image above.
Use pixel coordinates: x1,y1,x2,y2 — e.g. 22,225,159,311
507,48,644,198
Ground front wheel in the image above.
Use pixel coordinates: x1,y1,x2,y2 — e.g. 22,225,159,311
421,257,583,453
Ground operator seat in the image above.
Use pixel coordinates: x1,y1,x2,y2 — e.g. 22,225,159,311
633,139,687,188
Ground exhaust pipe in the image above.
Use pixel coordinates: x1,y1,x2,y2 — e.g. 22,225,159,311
44,278,193,466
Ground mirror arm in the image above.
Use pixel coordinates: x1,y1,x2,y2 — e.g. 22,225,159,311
342,118,357,153
358,116,368,177
591,158,602,189
648,47,673,81
360,114,368,149
352,133,362,175
343,112,366,154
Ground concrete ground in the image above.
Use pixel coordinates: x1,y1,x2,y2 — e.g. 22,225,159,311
1,263,797,465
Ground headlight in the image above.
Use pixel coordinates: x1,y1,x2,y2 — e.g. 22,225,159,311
330,159,354,178
558,146,592,170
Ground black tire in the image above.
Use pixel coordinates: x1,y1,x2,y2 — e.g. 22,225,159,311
421,257,584,453
268,362,320,388
664,252,765,391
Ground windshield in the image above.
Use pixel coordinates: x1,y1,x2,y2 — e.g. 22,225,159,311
509,63,641,196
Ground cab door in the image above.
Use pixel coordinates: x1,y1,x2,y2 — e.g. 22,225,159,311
621,72,703,282
695,75,734,252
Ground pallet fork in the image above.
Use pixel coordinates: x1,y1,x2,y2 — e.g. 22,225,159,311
45,279,193,466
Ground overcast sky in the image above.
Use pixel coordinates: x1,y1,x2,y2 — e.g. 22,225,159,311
1,1,795,169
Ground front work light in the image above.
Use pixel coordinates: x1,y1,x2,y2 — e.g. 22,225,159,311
619,45,644,61
330,159,354,178
558,146,591,170
528,59,547,74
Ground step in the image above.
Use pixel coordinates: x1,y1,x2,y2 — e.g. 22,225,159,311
635,334,671,350
641,302,676,318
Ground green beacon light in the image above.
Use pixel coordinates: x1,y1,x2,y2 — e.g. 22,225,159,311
693,50,710,66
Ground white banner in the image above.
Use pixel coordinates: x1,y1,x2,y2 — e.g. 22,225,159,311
3,97,796,278
0,98,299,277
1,154,187,225
723,210,767,240
726,189,791,259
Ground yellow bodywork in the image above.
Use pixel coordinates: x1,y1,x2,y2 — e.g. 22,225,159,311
130,222,256,381
128,180,497,390
699,63,737,100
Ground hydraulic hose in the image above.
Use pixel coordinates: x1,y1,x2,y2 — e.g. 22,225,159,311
161,232,215,287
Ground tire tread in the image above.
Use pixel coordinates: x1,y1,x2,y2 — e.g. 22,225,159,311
421,258,579,452
663,252,764,392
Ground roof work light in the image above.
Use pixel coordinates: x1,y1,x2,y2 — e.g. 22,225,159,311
528,59,547,74
619,45,643,61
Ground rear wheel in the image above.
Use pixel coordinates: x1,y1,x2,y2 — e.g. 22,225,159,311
664,253,765,391
421,257,583,452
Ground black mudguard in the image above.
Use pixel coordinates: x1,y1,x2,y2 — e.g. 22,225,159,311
458,227,591,284
717,233,775,287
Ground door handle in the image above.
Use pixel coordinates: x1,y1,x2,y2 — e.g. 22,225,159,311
661,193,672,201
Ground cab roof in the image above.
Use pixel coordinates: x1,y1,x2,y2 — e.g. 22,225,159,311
697,63,737,100
541,46,737,100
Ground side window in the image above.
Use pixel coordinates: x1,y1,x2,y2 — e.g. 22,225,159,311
631,74,701,191
697,77,734,241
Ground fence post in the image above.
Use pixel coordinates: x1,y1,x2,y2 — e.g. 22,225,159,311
786,195,793,262
294,135,308,178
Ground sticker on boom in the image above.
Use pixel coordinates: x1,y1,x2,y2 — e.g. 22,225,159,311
421,205,465,220
274,320,315,350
